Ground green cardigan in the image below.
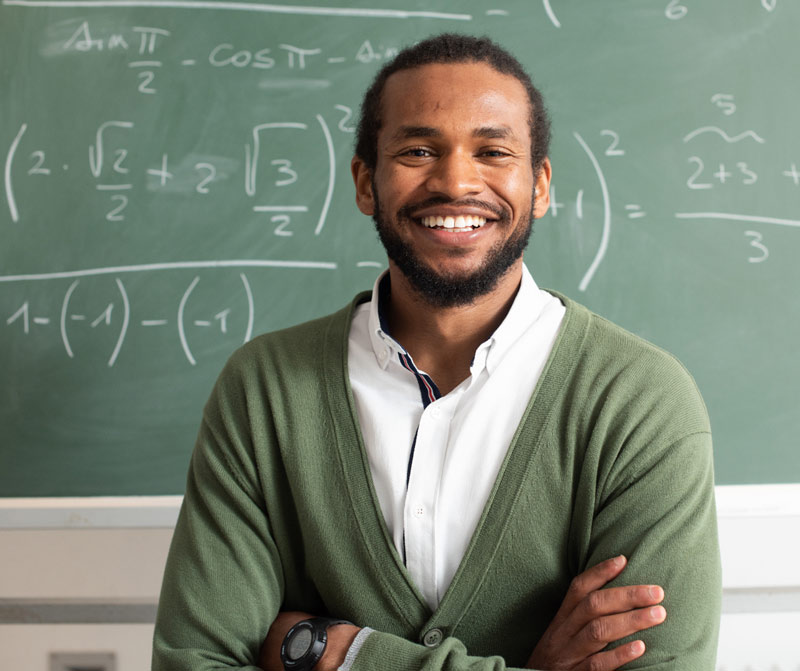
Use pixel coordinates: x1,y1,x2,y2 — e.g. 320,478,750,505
152,292,721,670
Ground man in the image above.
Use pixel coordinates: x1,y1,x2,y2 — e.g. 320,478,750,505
153,34,720,671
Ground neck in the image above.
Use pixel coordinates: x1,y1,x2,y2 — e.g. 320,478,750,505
385,261,523,395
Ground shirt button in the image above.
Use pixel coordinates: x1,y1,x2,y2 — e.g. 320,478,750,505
378,349,389,363
429,406,441,418
423,628,443,647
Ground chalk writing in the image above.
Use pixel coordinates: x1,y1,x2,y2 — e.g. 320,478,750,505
2,1,798,361
783,164,800,186
574,131,611,292
745,231,769,263
711,94,737,116
601,130,625,157
625,205,646,220
4,124,26,222
548,185,564,217
3,271,263,366
665,0,688,20
542,0,561,27
683,127,766,145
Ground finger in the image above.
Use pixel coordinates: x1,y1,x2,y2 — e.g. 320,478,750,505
559,556,628,618
576,605,666,655
572,584,664,626
576,640,646,671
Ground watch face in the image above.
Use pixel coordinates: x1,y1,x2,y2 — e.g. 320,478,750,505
286,626,313,661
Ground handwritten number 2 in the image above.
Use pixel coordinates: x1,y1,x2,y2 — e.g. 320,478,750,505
195,162,216,194
106,195,127,221
687,157,712,190
601,130,625,157
138,71,156,94
272,214,293,236
28,151,51,175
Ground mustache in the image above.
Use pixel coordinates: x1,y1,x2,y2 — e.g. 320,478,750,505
397,197,509,223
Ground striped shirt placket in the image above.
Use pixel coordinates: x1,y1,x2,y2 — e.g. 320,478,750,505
396,350,441,565
377,278,443,566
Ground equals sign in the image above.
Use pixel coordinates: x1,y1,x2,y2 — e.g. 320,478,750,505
625,204,646,219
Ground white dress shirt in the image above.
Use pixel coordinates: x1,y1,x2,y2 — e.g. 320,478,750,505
347,265,565,610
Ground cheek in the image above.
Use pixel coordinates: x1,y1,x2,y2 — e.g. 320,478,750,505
486,169,534,212
376,168,421,207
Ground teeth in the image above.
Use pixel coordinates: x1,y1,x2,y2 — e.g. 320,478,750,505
420,215,487,230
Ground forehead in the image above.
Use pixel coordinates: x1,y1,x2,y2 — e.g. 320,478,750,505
379,62,531,143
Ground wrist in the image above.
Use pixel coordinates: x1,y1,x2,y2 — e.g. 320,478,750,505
316,623,360,671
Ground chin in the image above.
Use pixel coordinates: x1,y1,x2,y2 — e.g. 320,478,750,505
378,224,531,308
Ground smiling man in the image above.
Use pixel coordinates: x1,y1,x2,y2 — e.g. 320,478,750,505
153,34,721,671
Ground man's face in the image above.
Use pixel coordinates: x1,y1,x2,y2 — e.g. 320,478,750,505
352,61,551,307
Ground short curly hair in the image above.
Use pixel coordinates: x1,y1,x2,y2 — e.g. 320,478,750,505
355,33,551,176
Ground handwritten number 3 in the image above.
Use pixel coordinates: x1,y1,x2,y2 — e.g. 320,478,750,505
745,231,768,263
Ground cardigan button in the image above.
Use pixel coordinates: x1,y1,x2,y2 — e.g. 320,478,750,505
423,628,443,647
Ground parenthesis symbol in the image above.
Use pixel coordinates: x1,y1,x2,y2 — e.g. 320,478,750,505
5,123,26,223
178,276,200,365
542,0,561,27
108,278,130,367
61,279,80,358
573,132,611,292
240,273,254,344
315,114,335,235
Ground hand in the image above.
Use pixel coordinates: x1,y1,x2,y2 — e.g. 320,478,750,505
526,556,666,670
259,611,360,671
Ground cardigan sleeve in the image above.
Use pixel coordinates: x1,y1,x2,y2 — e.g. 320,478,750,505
152,364,285,671
584,429,721,670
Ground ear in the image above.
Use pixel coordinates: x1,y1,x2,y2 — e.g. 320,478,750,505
351,156,375,216
532,157,552,219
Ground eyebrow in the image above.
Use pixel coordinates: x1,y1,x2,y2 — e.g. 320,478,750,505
391,126,442,141
390,125,519,142
473,125,516,140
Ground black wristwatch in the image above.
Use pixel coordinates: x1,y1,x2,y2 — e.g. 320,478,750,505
280,617,353,671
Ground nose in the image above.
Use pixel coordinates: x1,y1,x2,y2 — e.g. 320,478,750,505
424,149,483,199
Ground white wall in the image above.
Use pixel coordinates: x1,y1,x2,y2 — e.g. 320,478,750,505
1,486,799,670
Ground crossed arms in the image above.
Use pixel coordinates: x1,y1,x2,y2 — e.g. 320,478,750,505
151,308,721,671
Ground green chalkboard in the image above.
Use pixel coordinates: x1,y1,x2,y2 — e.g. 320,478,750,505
2,0,799,496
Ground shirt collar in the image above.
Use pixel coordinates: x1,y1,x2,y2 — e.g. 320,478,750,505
481,264,549,375
366,265,549,374
367,271,401,370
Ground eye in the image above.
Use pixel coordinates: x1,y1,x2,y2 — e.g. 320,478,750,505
479,148,512,158
394,146,437,165
401,147,433,158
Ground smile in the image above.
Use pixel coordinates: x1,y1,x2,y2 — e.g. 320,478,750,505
420,215,486,231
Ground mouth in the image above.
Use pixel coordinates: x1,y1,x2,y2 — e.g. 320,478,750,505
418,214,487,232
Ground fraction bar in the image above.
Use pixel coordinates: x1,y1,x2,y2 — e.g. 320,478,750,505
675,212,800,228
253,206,309,212
0,259,338,282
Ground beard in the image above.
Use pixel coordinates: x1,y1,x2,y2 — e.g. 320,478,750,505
371,186,536,308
